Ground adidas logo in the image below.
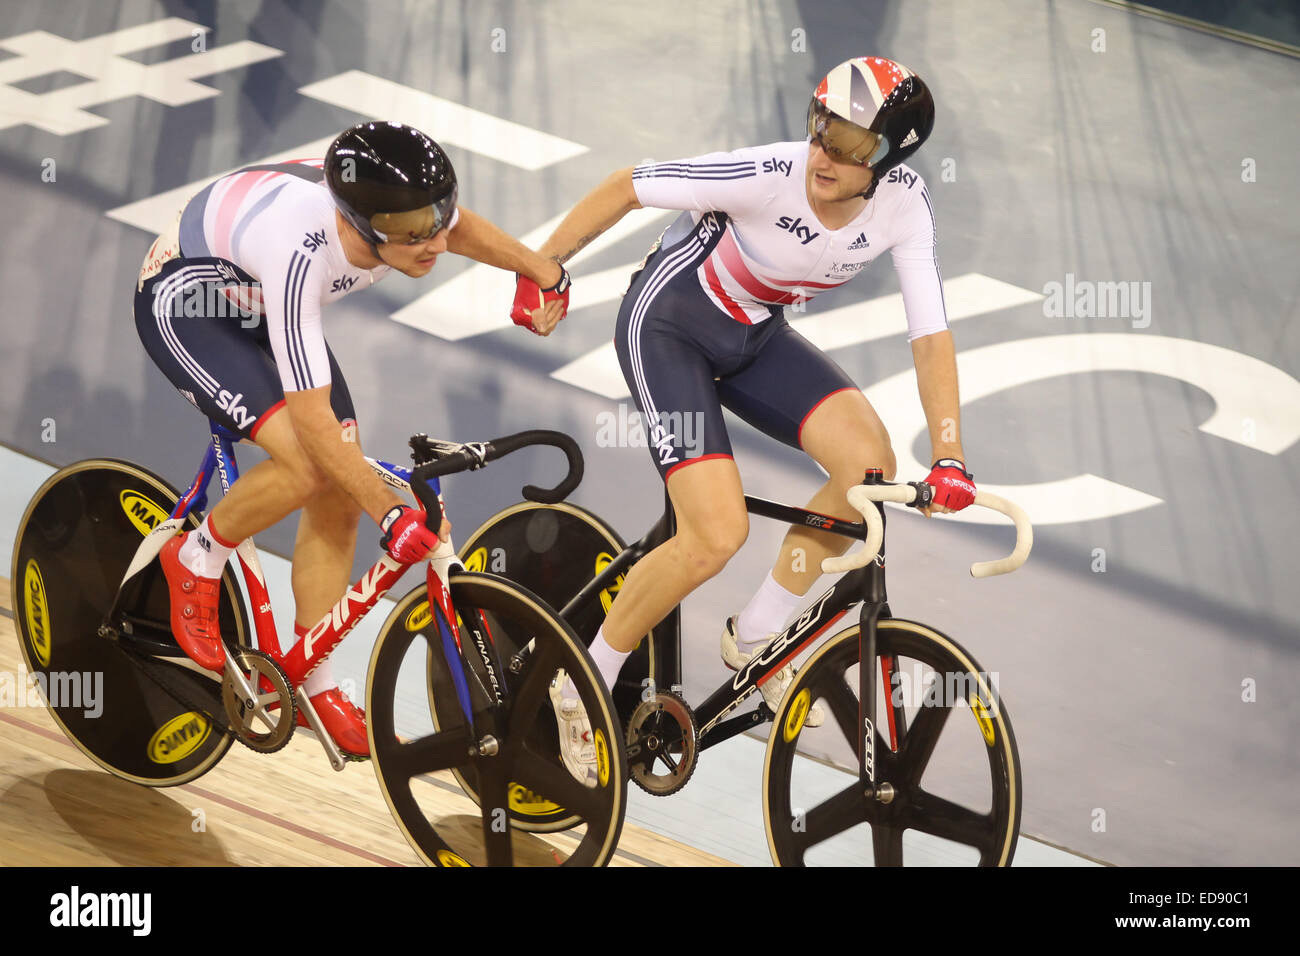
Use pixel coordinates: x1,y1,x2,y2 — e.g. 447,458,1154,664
900,128,919,148
847,232,870,251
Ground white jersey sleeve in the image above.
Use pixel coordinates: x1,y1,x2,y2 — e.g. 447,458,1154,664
890,182,950,342
238,195,333,393
631,144,787,216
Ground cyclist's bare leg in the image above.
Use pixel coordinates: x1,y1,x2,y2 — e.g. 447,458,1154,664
291,446,361,630
202,408,355,625
203,411,323,540
769,389,896,597
598,457,749,652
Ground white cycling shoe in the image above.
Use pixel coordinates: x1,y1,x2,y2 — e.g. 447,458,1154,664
549,670,599,788
720,616,825,727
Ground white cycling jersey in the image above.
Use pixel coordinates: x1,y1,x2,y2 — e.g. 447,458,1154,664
140,159,458,393
631,140,947,339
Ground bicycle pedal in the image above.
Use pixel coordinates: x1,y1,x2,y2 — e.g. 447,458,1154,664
295,695,347,772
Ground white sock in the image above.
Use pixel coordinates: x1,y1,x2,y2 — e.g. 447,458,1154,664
736,572,804,653
288,621,339,698
569,626,632,699
302,658,336,698
177,515,236,579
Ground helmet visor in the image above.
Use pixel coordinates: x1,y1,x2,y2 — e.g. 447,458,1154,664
807,100,886,167
370,187,458,244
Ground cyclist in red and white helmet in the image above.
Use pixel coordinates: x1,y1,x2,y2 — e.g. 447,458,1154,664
515,57,973,780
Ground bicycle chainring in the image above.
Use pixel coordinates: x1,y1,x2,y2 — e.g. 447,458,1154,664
626,690,698,796
221,647,296,754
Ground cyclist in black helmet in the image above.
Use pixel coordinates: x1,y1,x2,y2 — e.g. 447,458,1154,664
134,120,570,757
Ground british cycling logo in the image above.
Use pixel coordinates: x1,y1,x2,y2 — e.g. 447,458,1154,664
594,404,704,464
49,886,151,936
774,215,821,246
761,157,794,177
826,260,868,277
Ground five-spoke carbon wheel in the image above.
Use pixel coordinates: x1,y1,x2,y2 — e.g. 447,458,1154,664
764,619,1020,866
367,570,626,866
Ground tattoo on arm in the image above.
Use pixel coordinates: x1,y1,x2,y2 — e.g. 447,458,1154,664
555,230,602,265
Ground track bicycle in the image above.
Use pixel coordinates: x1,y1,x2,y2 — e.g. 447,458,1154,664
10,423,626,866
459,469,1032,865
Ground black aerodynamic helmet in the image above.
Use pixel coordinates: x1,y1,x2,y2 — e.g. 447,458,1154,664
807,56,935,187
324,121,458,246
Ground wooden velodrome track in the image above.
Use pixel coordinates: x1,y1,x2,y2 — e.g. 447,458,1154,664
0,578,729,867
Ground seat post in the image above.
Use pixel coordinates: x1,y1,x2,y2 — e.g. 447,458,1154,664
653,483,682,695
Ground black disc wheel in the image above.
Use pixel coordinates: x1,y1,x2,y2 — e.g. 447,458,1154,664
10,459,251,786
367,570,626,866
458,501,650,726
764,619,1021,866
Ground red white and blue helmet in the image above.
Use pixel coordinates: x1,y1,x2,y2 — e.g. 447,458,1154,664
807,56,935,175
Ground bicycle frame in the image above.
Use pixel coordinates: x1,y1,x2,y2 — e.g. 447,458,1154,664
104,421,494,761
555,477,902,789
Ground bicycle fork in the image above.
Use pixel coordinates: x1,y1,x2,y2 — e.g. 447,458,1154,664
425,541,509,757
857,484,901,807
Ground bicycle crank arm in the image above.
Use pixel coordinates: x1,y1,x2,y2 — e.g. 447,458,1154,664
221,647,265,712
295,694,346,772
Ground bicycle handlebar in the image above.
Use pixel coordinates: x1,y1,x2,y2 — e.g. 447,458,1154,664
406,430,585,528
820,482,1033,578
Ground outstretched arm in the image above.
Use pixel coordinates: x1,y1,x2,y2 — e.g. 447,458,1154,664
538,167,641,264
445,206,563,286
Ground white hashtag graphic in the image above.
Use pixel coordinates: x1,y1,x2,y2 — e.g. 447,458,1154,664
0,18,281,134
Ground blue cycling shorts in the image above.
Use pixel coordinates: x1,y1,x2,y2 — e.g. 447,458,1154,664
134,257,356,440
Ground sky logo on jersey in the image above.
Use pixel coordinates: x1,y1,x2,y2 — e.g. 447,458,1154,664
302,229,327,252
330,275,359,294
216,390,256,430
885,168,918,189
775,216,820,245
761,157,793,177
848,232,870,251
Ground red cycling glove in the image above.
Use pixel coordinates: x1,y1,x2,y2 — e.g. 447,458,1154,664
379,505,440,564
926,459,976,511
510,265,571,333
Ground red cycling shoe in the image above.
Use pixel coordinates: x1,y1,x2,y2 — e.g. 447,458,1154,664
262,679,369,757
299,687,369,757
158,534,226,672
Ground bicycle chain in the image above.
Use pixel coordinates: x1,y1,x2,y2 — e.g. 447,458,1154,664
110,633,287,755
